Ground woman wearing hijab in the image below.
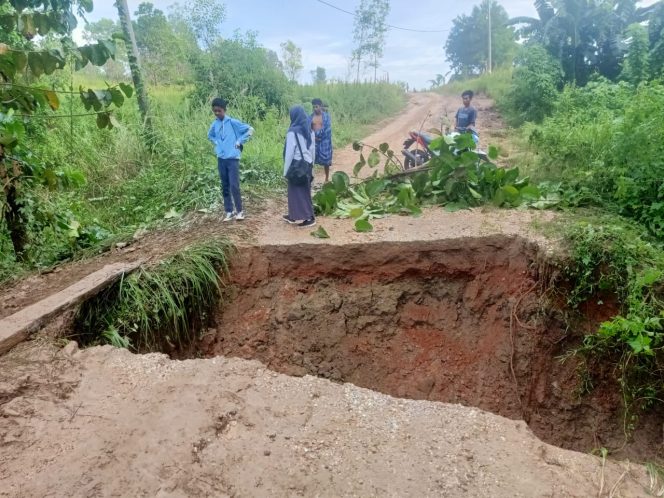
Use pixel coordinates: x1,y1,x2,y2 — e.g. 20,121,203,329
283,105,316,228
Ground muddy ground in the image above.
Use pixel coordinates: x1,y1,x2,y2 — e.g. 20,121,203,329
1,93,660,496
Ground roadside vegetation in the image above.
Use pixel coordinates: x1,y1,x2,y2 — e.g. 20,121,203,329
438,0,664,432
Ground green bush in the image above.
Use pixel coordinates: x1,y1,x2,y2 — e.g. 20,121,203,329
502,44,563,125
526,80,664,237
191,33,293,116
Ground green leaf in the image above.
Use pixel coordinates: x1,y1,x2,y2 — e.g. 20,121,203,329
368,149,381,168
468,186,483,200
66,220,81,239
353,160,365,177
519,185,540,200
109,87,124,107
498,185,521,207
119,83,134,98
310,226,330,239
379,142,389,153
349,207,364,219
79,43,110,67
492,188,506,206
488,145,499,160
96,112,110,129
503,168,519,185
44,90,59,110
364,178,386,197
354,219,373,232
313,185,337,215
454,133,476,150
27,52,44,77
331,171,350,194
352,141,362,151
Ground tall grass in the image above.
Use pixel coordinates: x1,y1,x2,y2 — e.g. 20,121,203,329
73,241,233,352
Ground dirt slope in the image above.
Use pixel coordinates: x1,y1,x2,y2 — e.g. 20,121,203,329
0,342,652,497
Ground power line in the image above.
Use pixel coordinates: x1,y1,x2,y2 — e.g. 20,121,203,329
315,0,450,33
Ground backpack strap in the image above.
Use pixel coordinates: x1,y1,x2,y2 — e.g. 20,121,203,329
294,133,307,163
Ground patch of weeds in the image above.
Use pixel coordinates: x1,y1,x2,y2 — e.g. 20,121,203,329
552,215,664,428
73,241,233,352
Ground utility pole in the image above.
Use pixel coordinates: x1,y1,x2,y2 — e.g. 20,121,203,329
487,0,492,74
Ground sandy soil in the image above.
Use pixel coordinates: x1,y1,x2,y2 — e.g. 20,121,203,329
0,341,653,497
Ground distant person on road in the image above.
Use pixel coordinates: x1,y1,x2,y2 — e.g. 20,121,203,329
283,105,316,228
311,98,332,183
207,98,254,222
455,90,479,145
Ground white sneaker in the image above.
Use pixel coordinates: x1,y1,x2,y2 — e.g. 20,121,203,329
235,210,245,221
223,212,234,222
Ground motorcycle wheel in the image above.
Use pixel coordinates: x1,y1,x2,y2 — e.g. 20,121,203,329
404,149,429,169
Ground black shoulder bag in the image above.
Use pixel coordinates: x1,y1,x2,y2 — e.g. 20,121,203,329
286,134,312,186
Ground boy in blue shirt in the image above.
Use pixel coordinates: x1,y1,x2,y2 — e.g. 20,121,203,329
455,90,479,145
208,98,254,221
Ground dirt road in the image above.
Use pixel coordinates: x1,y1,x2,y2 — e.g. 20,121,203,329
0,342,652,497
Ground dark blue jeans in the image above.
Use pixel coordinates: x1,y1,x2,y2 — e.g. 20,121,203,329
217,158,242,213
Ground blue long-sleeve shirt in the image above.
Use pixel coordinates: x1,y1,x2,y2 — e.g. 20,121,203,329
208,116,254,159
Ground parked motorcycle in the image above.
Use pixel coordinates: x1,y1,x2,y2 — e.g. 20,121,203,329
401,129,487,170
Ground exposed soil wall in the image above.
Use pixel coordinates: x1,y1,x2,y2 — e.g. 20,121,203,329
202,237,663,460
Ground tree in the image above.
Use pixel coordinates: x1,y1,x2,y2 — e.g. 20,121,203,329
280,40,303,82
621,23,650,84
445,0,515,76
428,72,450,89
83,18,128,81
311,66,327,84
193,32,292,114
365,0,390,82
508,0,664,85
352,0,390,83
503,44,563,124
169,0,225,49
131,2,193,85
0,0,133,260
647,1,664,77
115,0,151,133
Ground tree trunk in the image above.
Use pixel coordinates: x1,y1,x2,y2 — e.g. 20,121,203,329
0,148,29,261
4,182,29,262
115,0,153,141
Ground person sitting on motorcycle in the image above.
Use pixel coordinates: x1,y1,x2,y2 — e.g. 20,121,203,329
455,90,479,145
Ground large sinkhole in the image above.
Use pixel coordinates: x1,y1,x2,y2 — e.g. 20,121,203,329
201,237,662,459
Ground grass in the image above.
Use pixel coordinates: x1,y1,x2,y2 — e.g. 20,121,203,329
73,240,233,351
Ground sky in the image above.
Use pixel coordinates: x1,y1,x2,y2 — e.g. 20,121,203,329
79,0,658,89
